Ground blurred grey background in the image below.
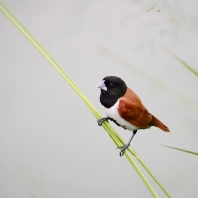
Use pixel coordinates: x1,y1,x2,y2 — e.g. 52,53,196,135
0,0,198,197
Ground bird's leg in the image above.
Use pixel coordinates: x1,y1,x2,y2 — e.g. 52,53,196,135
97,117,110,126
97,117,124,128
118,130,137,157
108,118,123,128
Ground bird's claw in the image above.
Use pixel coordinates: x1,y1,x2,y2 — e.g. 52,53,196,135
117,144,130,157
97,117,109,126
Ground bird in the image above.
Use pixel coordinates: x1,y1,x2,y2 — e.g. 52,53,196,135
96,76,169,156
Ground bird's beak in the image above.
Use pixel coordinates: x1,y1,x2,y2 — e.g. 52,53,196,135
96,80,107,91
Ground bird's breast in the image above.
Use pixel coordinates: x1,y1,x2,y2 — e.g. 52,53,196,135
104,99,139,131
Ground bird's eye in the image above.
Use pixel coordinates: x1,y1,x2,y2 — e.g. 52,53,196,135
109,83,114,88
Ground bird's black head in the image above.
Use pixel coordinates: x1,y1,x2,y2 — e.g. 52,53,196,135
96,76,127,108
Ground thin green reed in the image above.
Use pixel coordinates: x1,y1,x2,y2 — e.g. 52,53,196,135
0,2,171,197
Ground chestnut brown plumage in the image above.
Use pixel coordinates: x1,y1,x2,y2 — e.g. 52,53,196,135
96,76,169,156
119,88,169,132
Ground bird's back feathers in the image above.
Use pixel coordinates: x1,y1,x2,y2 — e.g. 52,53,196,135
118,88,169,132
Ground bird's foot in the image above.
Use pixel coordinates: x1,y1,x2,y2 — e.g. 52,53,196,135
117,143,130,157
97,117,109,126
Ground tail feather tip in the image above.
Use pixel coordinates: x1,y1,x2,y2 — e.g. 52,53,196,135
151,115,170,132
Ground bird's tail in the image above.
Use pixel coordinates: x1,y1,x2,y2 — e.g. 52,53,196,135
150,115,170,132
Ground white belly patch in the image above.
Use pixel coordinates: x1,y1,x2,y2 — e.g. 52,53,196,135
104,99,139,131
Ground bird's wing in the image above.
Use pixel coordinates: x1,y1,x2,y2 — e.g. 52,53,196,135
118,88,152,129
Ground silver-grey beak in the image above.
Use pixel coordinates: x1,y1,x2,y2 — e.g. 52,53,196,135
96,80,107,91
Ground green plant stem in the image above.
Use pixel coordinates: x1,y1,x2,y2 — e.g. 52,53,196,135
161,145,198,156
163,46,198,77
0,2,172,197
